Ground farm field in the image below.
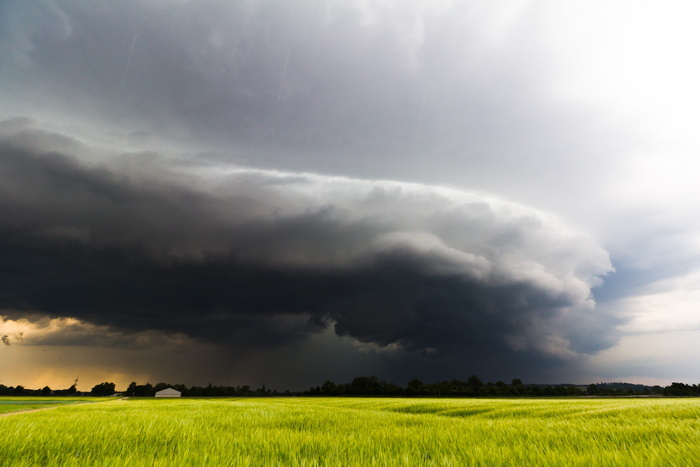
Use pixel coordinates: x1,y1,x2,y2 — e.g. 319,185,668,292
0,397,97,415
1,397,699,466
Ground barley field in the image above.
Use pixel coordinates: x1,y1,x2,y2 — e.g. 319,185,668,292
0,397,96,415
1,397,699,466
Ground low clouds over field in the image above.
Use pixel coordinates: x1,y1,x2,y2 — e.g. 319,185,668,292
0,121,612,381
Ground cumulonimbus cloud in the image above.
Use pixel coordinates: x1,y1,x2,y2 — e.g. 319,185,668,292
0,120,613,360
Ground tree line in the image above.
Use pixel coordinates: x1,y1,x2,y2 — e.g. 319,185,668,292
303,376,670,397
4,377,700,397
0,383,78,396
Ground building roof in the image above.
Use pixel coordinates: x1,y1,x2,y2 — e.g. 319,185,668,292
155,387,181,395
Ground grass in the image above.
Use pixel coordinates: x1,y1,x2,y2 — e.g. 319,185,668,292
0,397,699,465
0,397,98,414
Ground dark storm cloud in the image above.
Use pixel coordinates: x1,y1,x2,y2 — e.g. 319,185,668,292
0,122,613,362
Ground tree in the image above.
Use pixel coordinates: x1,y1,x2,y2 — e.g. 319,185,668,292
134,383,153,397
124,382,154,396
664,382,692,396
125,382,137,396
467,375,484,395
41,386,52,396
91,382,116,397
406,378,424,396
350,376,381,395
320,380,338,395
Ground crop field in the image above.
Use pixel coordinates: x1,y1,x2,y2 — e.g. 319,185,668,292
1,397,699,466
0,397,96,415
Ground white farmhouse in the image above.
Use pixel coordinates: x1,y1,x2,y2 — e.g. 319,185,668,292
155,387,181,398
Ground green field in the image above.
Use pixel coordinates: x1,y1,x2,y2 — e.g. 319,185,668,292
1,397,699,466
0,397,97,415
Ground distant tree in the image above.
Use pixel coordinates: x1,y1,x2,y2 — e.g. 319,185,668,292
41,386,52,396
664,382,692,396
13,385,24,395
135,383,153,397
188,385,204,397
124,382,153,397
350,376,381,395
320,380,338,395
406,378,424,396
467,375,483,386
66,384,77,395
587,384,600,395
467,375,484,395
91,382,116,397
125,382,137,397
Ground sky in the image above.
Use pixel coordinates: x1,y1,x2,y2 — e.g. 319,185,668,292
1,0,700,391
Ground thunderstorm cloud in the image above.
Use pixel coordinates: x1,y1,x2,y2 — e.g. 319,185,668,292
0,122,612,366
5,1,698,388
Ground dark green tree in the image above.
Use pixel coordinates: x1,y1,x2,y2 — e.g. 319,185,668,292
320,380,338,395
125,382,137,396
406,378,424,396
467,375,484,395
124,382,153,397
350,376,381,395
91,382,116,396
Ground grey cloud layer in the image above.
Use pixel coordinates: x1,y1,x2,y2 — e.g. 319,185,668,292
1,1,604,176
0,122,613,361
1,0,652,256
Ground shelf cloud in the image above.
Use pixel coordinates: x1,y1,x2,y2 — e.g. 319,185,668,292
0,122,612,369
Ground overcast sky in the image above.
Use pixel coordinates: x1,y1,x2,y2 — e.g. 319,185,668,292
2,0,700,391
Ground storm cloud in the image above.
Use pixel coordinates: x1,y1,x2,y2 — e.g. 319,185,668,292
0,122,612,365
5,1,698,388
